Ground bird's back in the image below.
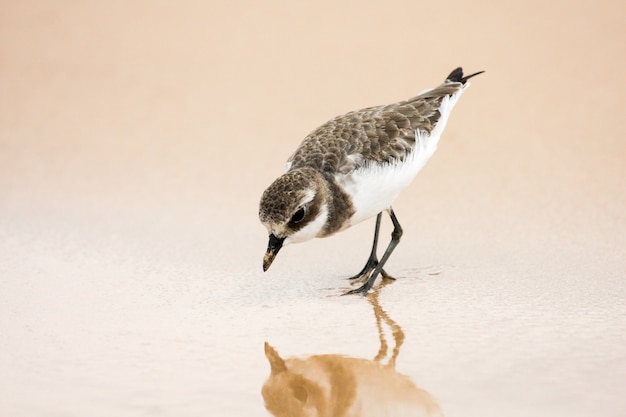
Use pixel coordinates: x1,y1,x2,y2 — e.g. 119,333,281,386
286,78,467,176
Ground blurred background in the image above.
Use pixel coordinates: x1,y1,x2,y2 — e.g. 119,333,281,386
1,1,625,416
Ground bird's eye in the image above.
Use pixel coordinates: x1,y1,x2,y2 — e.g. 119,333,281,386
290,207,306,224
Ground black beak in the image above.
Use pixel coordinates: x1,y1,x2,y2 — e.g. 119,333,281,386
263,234,285,272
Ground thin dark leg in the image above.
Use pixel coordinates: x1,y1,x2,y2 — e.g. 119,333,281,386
347,213,382,280
345,208,403,295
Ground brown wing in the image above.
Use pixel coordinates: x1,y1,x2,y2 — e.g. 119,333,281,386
287,81,464,175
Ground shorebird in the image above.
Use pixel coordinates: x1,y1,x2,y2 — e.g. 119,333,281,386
259,67,483,294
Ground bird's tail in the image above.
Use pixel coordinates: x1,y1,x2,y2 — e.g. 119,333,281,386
446,67,485,84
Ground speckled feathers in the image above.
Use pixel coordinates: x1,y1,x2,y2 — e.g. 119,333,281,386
259,168,320,225
286,82,464,175
258,67,483,275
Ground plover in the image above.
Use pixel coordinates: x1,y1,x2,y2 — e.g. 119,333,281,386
259,67,483,295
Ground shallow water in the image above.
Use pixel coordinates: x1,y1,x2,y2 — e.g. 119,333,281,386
2,199,624,416
2,1,626,416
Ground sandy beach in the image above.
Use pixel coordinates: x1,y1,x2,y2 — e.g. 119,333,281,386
1,1,625,416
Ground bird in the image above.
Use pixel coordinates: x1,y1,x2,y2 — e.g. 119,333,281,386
259,67,483,295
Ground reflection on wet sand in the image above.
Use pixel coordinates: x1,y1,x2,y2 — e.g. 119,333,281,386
262,283,443,417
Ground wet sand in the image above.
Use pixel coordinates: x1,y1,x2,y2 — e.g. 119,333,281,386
1,1,625,416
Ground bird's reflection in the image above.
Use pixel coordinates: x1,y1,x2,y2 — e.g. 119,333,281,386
262,283,443,417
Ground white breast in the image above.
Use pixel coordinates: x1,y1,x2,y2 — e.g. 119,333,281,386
335,88,466,228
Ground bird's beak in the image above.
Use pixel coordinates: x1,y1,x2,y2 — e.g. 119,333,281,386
263,234,285,272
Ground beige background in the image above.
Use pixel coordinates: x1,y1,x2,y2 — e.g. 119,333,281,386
1,1,625,416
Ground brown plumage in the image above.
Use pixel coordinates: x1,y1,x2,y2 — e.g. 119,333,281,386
287,71,481,175
259,67,483,294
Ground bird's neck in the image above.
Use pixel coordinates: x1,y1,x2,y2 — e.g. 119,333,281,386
319,172,356,237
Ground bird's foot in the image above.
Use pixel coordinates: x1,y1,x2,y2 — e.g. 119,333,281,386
344,265,395,296
347,260,395,282
347,259,377,281
379,269,396,281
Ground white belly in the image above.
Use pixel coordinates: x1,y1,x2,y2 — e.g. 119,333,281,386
336,134,435,227
335,89,464,228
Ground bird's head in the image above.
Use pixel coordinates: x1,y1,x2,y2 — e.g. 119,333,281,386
259,168,329,271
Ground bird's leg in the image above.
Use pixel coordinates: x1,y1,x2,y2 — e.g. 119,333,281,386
348,212,382,281
345,208,403,295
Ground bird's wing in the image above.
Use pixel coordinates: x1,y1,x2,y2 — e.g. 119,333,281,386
286,80,465,175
